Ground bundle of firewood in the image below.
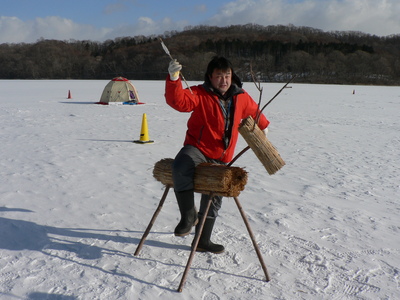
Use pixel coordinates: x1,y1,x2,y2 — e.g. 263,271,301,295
153,158,247,197
239,115,285,175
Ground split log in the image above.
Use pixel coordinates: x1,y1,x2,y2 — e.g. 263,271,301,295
153,158,247,197
239,116,285,175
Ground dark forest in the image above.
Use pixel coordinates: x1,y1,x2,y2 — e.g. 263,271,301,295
1,24,399,85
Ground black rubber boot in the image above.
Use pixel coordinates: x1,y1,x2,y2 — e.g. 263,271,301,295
174,189,198,236
193,216,225,254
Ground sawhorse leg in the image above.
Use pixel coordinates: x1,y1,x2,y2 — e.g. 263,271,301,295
233,196,271,282
134,185,171,256
134,186,213,292
177,192,213,292
179,195,270,292
134,188,271,292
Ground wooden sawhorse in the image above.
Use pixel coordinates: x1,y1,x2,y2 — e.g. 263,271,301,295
134,159,271,292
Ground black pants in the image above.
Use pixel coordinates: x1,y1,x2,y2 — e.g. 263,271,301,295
172,145,224,218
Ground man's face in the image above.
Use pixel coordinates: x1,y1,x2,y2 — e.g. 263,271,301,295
209,68,232,95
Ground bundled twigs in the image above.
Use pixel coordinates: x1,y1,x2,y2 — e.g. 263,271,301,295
160,38,193,94
239,116,285,175
153,158,248,197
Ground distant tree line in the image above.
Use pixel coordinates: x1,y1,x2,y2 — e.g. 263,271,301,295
1,24,399,85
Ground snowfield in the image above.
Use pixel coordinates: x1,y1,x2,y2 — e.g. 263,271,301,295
0,79,399,299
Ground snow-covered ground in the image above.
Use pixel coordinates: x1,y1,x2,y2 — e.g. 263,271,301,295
0,79,399,299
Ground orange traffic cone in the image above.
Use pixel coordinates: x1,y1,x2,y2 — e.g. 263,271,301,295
67,90,72,99
134,113,154,144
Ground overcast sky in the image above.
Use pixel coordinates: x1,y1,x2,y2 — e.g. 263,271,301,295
1,0,399,44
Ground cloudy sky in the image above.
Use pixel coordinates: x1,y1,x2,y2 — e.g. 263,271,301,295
0,0,399,43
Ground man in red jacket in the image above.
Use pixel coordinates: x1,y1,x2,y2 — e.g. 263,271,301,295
165,56,269,253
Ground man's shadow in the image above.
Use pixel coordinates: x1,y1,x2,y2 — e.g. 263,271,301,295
26,292,77,300
0,207,265,295
0,207,189,293
0,207,184,259
0,215,132,259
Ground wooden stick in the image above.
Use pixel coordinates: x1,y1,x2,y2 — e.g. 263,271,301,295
228,146,250,167
160,38,193,94
234,196,271,282
258,75,296,117
250,63,263,117
178,193,214,292
134,185,171,256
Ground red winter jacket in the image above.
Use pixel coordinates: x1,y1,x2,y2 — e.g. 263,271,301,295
165,77,270,163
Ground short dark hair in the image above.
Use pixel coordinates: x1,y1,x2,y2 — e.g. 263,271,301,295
205,56,233,77
204,56,242,88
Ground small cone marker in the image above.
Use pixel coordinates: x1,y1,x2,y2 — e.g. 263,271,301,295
134,113,154,144
67,90,72,99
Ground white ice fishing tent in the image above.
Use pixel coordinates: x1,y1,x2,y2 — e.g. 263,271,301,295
97,77,142,105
